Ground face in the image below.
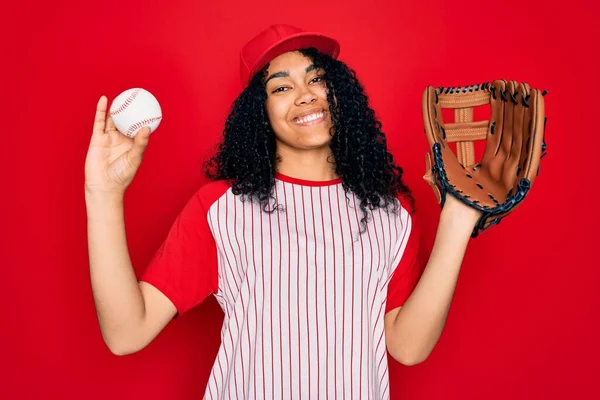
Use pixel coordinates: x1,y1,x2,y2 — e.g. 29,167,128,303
264,51,333,151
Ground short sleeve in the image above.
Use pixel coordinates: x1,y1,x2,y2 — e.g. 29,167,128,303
140,189,219,317
385,197,424,314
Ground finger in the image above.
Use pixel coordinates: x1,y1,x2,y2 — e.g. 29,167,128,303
106,114,116,133
422,86,446,147
517,83,532,178
480,80,506,180
93,96,108,136
105,97,118,133
509,83,528,179
498,80,518,188
128,127,152,163
522,88,545,184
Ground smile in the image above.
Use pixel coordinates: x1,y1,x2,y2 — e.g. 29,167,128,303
292,111,326,126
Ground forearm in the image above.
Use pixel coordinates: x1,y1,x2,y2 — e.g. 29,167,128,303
391,203,477,364
86,190,146,351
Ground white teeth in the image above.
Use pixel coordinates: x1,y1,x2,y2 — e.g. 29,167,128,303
294,111,324,124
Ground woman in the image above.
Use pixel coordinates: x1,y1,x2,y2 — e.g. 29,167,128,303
85,24,481,399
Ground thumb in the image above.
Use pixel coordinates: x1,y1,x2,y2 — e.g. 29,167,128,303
129,127,152,162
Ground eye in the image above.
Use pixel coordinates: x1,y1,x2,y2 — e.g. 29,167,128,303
272,86,289,94
311,76,325,84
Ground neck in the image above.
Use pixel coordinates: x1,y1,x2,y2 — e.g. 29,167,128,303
275,143,338,181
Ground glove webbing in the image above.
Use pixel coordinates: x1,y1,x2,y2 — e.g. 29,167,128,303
438,89,490,167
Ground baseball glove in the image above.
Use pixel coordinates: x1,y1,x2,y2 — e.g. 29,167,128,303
422,80,548,237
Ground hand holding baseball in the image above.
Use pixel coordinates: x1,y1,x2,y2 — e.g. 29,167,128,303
84,96,152,196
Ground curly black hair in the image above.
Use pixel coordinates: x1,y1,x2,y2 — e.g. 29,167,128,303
203,48,413,234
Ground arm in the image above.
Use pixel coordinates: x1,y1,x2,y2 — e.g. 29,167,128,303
86,191,177,355
384,195,481,365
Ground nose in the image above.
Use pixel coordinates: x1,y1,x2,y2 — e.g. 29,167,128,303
294,84,317,106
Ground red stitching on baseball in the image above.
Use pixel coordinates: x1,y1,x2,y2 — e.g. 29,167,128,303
110,88,141,116
126,116,162,136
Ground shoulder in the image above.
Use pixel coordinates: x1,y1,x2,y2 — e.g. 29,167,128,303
393,191,421,236
194,179,233,211
394,191,416,215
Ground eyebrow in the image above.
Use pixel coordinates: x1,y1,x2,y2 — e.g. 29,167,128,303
265,64,318,84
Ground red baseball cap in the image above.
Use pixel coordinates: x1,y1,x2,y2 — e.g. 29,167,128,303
239,24,341,86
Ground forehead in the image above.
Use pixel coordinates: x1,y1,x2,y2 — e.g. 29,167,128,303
266,51,313,73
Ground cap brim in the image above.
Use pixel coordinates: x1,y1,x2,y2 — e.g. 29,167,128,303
247,32,340,84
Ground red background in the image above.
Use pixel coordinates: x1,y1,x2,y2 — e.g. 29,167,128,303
3,0,598,398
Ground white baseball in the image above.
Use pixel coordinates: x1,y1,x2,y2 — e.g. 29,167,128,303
109,88,162,138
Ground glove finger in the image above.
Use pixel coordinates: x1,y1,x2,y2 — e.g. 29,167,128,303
520,87,545,186
500,80,524,191
513,82,532,188
422,86,451,204
422,86,448,148
480,80,507,181
499,81,517,163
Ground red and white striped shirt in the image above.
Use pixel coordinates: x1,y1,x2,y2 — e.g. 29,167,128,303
141,172,423,399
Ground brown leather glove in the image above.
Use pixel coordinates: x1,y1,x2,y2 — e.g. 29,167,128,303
422,80,548,237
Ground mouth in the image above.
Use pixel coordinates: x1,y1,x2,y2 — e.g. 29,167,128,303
292,110,327,127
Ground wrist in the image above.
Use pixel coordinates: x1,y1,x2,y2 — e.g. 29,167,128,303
440,195,482,231
85,193,125,223
85,188,125,212
85,186,125,201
